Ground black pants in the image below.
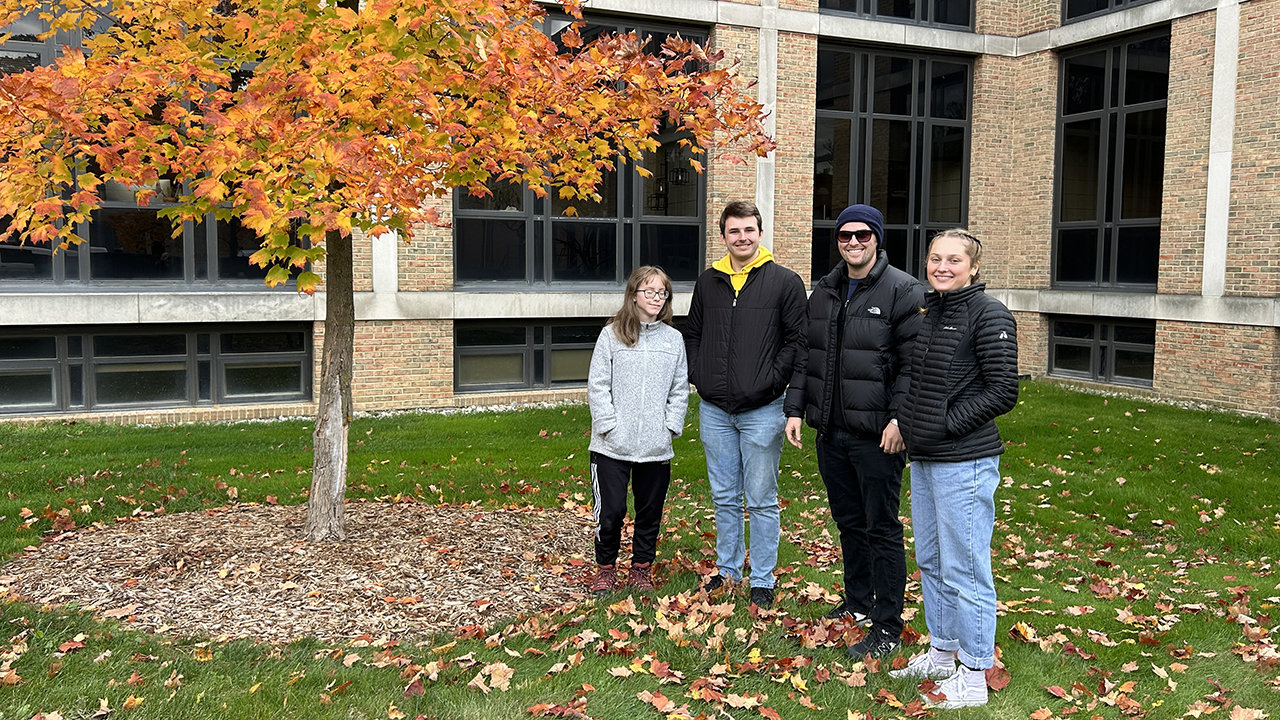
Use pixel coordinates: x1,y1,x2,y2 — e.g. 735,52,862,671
816,427,907,636
591,452,671,566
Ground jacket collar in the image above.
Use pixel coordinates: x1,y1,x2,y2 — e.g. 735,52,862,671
925,281,987,307
817,249,890,294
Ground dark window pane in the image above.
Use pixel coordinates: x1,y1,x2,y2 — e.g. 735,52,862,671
933,0,971,26
224,363,303,396
1114,323,1155,344
868,119,913,223
1053,344,1093,374
457,325,525,347
4,12,44,42
0,371,54,407
819,0,859,11
642,140,699,217
551,222,616,281
68,336,82,357
639,225,700,282
1,236,55,279
817,49,853,111
930,62,967,119
1054,321,1096,339
883,227,910,277
89,209,184,280
1115,226,1158,285
1121,109,1165,219
455,218,526,281
812,227,840,284
69,364,83,406
550,348,592,384
1113,349,1153,382
95,334,185,357
198,360,211,401
552,170,618,217
1060,119,1102,222
929,125,965,223
0,336,56,359
551,325,601,344
876,0,916,20
0,50,41,74
215,217,269,280
221,331,305,354
1125,36,1170,104
873,56,914,116
197,334,210,354
94,364,188,404
1065,0,1109,20
1056,228,1099,283
458,180,523,212
814,117,853,221
457,354,524,386
1063,51,1107,114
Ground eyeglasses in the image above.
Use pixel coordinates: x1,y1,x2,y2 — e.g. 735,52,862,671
638,289,670,300
837,229,875,244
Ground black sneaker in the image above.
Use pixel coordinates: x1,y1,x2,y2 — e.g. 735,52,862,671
846,627,901,660
749,587,775,609
701,574,726,594
823,599,871,626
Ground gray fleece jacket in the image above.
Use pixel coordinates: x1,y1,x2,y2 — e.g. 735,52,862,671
588,321,689,463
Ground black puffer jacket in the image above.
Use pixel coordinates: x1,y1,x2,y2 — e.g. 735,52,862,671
898,283,1019,461
784,253,925,437
685,260,807,414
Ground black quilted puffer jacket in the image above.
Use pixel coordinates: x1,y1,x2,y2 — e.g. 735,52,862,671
898,283,1019,461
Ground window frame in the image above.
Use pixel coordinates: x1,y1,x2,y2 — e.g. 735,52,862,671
453,320,604,393
1047,316,1155,387
812,44,972,283
1051,30,1169,291
1063,0,1159,24
817,0,975,30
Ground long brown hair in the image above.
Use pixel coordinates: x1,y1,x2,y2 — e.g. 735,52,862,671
609,265,674,347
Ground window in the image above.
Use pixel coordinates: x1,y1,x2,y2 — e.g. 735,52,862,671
813,46,970,282
818,0,973,29
454,19,707,287
0,325,312,414
1048,317,1154,386
1053,32,1168,289
454,320,603,392
1064,0,1157,23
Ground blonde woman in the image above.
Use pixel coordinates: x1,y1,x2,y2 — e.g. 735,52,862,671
587,266,689,595
894,229,1019,708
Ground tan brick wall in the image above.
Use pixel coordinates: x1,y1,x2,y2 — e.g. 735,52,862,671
996,50,1057,290
1225,0,1280,297
779,0,816,11
771,31,817,278
1155,321,1280,418
401,196,454,291
968,54,1018,287
3,403,316,427
352,228,373,292
351,319,454,411
1012,0,1062,35
706,23,759,266
1013,310,1048,378
1159,12,1216,295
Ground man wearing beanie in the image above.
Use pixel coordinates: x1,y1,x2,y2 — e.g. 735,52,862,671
685,200,807,610
784,203,924,658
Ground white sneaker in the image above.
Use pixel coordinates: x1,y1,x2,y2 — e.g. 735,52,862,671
925,666,989,709
889,647,957,680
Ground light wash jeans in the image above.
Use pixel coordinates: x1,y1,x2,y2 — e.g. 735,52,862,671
910,455,1001,669
698,395,785,589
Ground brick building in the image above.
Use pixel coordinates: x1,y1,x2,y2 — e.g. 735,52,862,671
2,0,1277,422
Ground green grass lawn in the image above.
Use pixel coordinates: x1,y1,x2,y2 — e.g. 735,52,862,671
1,381,1277,719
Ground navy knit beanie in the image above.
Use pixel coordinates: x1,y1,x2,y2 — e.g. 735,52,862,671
834,204,885,246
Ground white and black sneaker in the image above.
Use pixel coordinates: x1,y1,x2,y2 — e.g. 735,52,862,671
823,599,872,627
925,666,989,709
846,627,901,660
889,647,957,680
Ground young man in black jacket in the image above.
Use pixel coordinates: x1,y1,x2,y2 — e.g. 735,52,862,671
784,203,924,657
686,200,807,610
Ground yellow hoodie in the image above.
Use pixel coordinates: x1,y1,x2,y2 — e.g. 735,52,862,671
712,245,775,295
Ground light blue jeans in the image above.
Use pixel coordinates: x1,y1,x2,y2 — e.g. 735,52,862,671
698,396,785,589
909,455,1001,669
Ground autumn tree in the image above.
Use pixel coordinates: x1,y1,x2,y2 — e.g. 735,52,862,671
0,0,773,540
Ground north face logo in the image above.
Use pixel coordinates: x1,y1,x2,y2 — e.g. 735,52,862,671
867,307,881,315
999,331,1008,339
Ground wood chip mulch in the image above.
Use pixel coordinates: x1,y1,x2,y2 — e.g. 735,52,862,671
0,501,594,643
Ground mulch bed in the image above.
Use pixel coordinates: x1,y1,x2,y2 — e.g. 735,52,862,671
0,501,594,643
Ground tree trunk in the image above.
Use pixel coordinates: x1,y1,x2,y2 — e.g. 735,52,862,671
306,229,354,542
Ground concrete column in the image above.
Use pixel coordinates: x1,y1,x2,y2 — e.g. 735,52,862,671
757,0,778,248
1202,0,1238,297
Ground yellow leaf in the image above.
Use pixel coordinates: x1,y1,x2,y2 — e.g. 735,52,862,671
387,702,407,719
122,695,143,711
249,682,261,693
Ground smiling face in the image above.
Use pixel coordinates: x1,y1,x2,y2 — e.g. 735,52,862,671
634,274,669,323
721,214,762,271
837,221,878,279
926,234,978,292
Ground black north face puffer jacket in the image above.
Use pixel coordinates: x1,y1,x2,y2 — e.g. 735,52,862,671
784,253,925,438
898,283,1019,462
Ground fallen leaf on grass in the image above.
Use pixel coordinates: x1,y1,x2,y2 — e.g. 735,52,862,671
122,695,143,711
